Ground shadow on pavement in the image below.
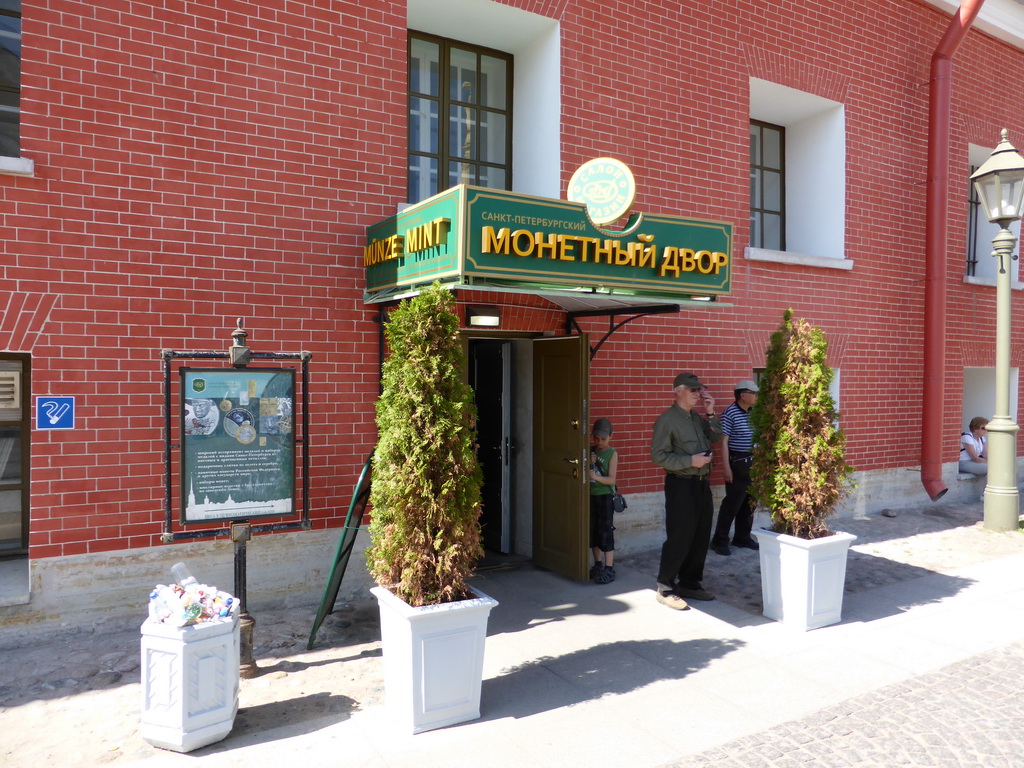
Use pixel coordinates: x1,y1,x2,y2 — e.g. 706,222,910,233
478,637,745,721
661,506,992,627
255,646,382,676
472,561,652,638
0,601,386,709
193,692,361,755
703,545,977,621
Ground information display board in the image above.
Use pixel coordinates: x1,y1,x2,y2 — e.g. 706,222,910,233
179,368,295,524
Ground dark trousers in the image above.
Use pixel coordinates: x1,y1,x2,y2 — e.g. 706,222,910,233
590,494,615,552
656,474,713,592
713,458,754,546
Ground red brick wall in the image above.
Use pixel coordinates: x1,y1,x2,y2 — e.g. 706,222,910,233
6,0,406,557
3,0,1023,556
557,0,1024,496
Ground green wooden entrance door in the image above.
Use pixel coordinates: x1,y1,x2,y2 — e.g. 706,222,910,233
532,335,589,581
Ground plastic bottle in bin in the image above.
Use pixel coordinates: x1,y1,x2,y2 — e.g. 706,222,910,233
171,562,197,586
149,584,190,626
148,587,170,624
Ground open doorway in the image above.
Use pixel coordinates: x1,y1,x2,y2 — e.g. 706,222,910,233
963,366,1018,433
467,334,591,581
468,339,511,554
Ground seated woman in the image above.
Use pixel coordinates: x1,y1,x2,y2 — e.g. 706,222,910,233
959,416,989,475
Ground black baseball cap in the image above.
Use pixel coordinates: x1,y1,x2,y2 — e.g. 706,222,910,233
673,372,704,389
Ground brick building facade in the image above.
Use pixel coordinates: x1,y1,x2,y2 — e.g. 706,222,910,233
2,0,1022,636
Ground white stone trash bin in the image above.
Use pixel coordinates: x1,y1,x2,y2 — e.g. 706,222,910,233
140,613,240,752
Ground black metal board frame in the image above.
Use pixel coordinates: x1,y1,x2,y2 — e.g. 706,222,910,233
160,349,312,542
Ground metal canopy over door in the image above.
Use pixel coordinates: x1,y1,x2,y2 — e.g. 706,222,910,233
532,334,589,581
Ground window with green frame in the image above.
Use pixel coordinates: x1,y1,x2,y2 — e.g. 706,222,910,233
408,32,512,205
750,120,785,250
0,0,21,158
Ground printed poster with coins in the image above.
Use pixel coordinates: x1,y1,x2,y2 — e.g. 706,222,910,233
180,368,295,524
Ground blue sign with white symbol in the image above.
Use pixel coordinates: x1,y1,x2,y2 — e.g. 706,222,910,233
36,397,75,430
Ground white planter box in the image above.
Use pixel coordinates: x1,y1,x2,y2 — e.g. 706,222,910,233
752,529,856,631
372,585,498,734
140,615,240,752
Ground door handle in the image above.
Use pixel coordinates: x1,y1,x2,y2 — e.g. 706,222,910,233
563,457,579,464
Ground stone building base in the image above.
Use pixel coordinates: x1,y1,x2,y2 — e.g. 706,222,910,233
0,461,1013,647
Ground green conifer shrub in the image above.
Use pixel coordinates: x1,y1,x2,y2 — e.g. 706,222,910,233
749,309,854,539
366,283,483,607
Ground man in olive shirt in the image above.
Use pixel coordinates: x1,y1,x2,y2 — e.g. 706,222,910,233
651,372,723,609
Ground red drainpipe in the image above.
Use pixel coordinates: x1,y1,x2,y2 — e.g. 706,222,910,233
922,0,986,500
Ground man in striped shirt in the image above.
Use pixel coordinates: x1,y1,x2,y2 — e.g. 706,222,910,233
711,380,760,556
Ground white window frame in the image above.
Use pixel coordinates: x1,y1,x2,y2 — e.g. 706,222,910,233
408,0,560,202
0,155,31,176
0,0,28,173
966,144,1022,289
746,78,851,270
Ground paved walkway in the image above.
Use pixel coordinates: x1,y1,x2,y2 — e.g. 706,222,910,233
1,500,1023,767
661,640,1024,768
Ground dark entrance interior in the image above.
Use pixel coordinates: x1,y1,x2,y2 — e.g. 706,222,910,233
468,339,508,554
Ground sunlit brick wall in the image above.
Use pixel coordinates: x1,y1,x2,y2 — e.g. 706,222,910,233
4,0,1024,557
4,1,405,556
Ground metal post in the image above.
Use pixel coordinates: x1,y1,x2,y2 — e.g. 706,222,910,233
982,226,1021,530
232,522,259,677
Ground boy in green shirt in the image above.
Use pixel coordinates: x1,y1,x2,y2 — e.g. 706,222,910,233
589,418,619,583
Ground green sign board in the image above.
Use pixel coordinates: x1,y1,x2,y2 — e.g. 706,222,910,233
364,184,732,300
365,187,464,294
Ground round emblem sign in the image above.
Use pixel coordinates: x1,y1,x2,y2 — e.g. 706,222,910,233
567,157,637,226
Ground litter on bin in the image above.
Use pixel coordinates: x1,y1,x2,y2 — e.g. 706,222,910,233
148,562,238,627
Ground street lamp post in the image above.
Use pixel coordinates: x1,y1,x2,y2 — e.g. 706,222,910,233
969,130,1024,531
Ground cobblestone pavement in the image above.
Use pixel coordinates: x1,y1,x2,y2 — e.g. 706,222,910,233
638,500,1024,615
661,639,1024,768
1,501,1022,767
0,599,385,766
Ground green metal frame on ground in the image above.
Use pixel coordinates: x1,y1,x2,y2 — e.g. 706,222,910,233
307,455,372,649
